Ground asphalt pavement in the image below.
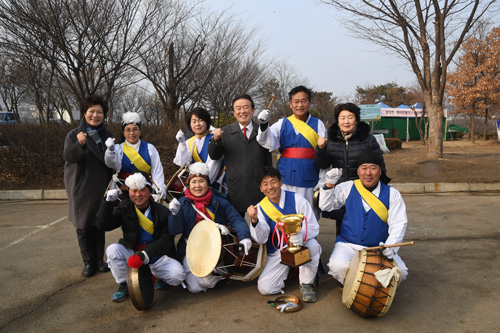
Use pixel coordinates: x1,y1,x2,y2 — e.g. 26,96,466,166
0,192,499,332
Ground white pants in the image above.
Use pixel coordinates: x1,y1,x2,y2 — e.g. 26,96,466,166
327,242,408,284
257,238,321,295
106,243,185,286
282,184,320,219
182,257,224,293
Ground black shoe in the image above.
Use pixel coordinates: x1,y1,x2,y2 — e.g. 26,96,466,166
82,264,96,277
97,260,110,273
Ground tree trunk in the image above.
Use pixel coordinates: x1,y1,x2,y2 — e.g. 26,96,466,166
470,113,475,144
483,107,489,141
427,104,443,158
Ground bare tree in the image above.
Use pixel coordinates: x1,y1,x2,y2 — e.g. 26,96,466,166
0,57,26,121
0,0,165,116
319,0,500,158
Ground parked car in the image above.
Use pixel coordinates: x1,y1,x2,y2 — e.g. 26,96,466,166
0,112,17,125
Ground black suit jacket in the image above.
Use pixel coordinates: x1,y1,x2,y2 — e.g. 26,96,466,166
208,120,272,212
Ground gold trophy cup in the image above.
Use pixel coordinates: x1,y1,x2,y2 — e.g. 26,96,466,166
277,214,311,267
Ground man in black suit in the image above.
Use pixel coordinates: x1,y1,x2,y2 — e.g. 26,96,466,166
208,94,272,216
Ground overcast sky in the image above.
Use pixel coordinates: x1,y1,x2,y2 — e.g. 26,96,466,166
203,0,416,101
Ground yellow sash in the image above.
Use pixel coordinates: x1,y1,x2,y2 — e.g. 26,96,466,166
135,207,154,235
287,115,319,149
206,207,215,220
354,179,388,224
188,137,202,163
259,197,283,223
123,143,151,174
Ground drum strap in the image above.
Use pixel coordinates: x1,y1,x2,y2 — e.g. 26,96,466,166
135,207,154,235
188,137,203,163
123,143,152,174
354,180,388,223
286,115,319,149
191,203,215,221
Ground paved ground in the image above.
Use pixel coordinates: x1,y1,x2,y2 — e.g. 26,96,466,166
1,194,499,332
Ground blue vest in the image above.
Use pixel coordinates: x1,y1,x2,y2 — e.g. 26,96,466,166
138,209,160,264
260,191,296,254
121,141,151,174
192,133,212,163
337,182,391,247
277,117,320,187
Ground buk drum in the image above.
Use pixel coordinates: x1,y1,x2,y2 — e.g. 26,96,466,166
166,167,189,202
342,249,400,317
127,264,155,311
186,219,266,281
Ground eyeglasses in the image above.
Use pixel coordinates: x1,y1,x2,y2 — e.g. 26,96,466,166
124,128,140,133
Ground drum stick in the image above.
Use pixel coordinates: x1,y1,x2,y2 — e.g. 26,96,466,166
267,94,276,109
365,241,415,251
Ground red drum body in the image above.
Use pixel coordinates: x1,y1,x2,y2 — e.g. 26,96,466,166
186,220,266,281
342,249,400,317
166,167,188,202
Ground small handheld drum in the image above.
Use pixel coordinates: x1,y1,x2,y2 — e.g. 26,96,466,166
127,264,155,311
342,249,400,317
166,167,189,202
186,219,266,281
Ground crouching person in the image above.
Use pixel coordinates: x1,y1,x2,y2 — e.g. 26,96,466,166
97,171,185,302
247,166,321,302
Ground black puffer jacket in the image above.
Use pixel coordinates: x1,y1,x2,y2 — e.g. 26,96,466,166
315,121,387,184
96,198,177,261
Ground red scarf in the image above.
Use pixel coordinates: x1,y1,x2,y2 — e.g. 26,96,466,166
184,188,213,223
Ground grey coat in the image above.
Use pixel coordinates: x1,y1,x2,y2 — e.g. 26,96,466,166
63,120,114,229
208,120,272,212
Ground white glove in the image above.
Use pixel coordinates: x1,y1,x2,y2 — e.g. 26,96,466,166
379,242,394,259
175,129,185,143
289,233,304,247
105,137,115,151
257,109,270,124
215,223,230,236
326,168,342,186
169,198,180,215
106,189,121,202
158,188,166,200
240,238,252,256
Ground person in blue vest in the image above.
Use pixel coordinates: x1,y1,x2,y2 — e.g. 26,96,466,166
174,107,225,193
104,112,166,200
168,162,252,293
256,86,327,214
97,171,185,302
319,149,408,286
247,166,321,302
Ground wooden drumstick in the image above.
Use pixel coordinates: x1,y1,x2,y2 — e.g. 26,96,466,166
365,241,415,251
267,94,276,109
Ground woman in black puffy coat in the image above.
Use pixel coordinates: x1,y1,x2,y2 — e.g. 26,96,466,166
315,102,389,235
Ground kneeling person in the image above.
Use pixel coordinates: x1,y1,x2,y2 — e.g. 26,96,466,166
97,171,185,302
247,166,321,302
168,162,252,293
319,150,408,286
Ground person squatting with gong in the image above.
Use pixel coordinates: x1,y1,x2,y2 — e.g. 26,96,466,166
247,166,321,303
97,171,185,302
318,149,408,287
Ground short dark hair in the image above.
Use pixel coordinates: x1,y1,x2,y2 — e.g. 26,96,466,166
288,86,311,101
83,95,108,118
335,102,361,123
232,94,255,110
256,166,282,185
186,107,211,131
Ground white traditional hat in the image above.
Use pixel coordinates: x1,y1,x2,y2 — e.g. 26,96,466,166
122,112,142,129
125,172,152,191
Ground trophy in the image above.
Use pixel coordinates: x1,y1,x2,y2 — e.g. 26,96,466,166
277,214,311,267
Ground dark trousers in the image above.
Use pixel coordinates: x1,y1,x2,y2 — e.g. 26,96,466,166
76,226,105,265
